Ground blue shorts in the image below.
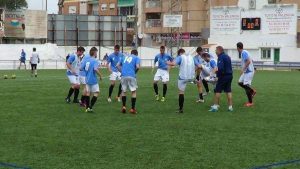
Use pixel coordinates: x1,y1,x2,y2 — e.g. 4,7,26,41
215,75,233,93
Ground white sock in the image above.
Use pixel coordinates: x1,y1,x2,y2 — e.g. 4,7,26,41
229,105,233,110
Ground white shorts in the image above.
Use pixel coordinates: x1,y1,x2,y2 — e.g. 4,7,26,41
154,69,170,83
239,72,254,85
68,75,80,85
86,84,100,93
121,77,138,92
79,76,86,85
204,76,218,85
109,72,121,81
200,67,211,80
178,79,194,92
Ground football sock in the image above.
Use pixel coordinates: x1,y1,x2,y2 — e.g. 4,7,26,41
122,96,127,107
202,79,209,92
238,82,246,89
91,96,98,108
131,97,136,109
179,94,184,110
85,96,90,109
246,90,253,103
163,84,167,97
108,84,115,98
118,84,122,97
199,93,203,100
81,95,85,103
67,88,74,98
74,89,79,101
153,83,158,95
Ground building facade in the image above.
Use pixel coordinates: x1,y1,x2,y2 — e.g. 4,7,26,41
207,0,300,63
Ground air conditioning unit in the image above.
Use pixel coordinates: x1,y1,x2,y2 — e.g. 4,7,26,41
249,0,256,9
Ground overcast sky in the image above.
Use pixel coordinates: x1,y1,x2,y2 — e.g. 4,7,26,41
27,0,58,14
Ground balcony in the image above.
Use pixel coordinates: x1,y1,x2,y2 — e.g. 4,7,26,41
144,0,162,13
146,19,162,28
144,19,163,33
146,0,161,8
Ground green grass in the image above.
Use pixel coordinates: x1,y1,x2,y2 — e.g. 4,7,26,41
0,69,300,169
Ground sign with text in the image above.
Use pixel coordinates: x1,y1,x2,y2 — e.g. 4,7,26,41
210,7,241,35
4,10,25,38
262,5,297,34
163,15,183,28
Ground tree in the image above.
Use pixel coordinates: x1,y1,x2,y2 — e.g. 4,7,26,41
0,0,28,10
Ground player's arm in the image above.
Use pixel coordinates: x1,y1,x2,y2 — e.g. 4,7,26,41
66,56,76,74
94,62,103,80
116,60,122,72
242,59,251,73
152,56,158,73
136,58,141,74
106,56,112,72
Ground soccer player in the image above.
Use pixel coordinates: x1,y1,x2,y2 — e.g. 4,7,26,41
30,48,40,77
153,46,173,102
237,42,256,107
81,47,102,112
78,52,91,107
194,47,205,103
106,45,123,103
201,52,218,86
167,49,202,113
19,49,26,70
209,46,233,112
65,47,85,104
117,49,140,114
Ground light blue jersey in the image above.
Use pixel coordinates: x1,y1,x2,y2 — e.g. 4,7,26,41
119,54,140,78
176,56,200,67
107,52,123,72
81,57,100,85
79,54,91,76
67,54,80,76
194,55,203,65
241,50,254,73
154,53,173,70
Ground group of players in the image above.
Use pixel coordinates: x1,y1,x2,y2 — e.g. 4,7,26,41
64,42,256,114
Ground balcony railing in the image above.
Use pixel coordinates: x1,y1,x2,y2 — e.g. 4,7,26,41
146,19,162,28
145,0,161,8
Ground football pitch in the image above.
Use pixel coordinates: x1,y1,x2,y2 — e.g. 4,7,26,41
0,69,300,169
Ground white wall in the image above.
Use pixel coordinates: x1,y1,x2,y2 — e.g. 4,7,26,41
208,4,300,62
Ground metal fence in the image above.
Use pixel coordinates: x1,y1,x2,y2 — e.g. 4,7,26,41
1,60,300,70
47,14,127,47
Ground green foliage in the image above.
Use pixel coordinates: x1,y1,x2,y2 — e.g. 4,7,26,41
0,0,27,10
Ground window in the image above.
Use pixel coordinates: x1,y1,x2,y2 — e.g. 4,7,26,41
268,0,277,4
110,3,115,9
261,48,271,59
101,4,107,11
68,6,77,14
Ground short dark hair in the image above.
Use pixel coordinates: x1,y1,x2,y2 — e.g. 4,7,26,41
131,49,138,56
160,46,165,50
33,48,36,52
114,45,120,50
237,42,244,49
196,47,203,53
89,47,98,56
77,46,85,52
177,49,185,56
216,46,224,52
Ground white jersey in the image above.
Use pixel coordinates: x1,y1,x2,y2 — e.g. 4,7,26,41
178,54,196,80
30,52,40,64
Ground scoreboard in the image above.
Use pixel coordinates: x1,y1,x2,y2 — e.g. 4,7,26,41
241,18,261,30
